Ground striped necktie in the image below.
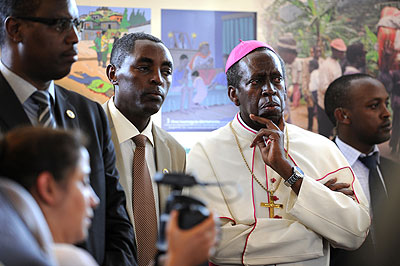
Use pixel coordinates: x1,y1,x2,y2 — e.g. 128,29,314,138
31,90,56,128
132,134,157,266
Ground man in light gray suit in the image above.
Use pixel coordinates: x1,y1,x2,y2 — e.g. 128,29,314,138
102,32,186,265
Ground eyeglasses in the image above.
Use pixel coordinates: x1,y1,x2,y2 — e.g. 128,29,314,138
15,16,84,33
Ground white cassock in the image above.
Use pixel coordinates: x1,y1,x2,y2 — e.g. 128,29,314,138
187,113,370,266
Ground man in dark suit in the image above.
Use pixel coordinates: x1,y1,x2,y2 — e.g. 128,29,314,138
324,73,400,266
0,0,136,265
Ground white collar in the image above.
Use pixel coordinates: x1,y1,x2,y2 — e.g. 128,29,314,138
108,96,154,146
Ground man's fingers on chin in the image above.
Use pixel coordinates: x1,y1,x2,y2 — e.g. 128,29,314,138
264,119,279,130
263,119,274,126
250,113,266,121
250,114,276,128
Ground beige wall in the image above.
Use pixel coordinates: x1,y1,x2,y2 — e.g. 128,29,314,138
76,0,271,149
77,0,270,42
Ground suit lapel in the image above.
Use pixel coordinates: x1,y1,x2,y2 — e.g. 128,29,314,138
0,72,31,131
152,125,172,213
53,85,79,129
103,100,123,166
379,157,400,198
153,126,172,173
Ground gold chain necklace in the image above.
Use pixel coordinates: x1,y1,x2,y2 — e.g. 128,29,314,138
229,121,289,194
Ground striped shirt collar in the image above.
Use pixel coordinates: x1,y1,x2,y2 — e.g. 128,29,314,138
335,137,380,165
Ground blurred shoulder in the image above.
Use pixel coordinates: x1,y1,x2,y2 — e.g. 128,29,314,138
53,244,98,266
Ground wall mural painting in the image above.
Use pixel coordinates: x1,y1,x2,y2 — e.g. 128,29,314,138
262,0,400,160
56,6,151,103
161,9,257,132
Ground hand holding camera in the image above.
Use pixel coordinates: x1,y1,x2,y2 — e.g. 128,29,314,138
155,172,218,266
165,210,217,266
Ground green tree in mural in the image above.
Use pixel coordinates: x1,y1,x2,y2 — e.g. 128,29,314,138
265,0,357,56
265,0,384,73
129,9,147,26
336,0,383,74
120,8,130,29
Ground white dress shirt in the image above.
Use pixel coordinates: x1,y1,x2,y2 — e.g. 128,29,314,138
106,96,159,227
54,244,98,266
335,137,387,209
318,57,342,108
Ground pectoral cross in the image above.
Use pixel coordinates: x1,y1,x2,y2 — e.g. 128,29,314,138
260,191,283,218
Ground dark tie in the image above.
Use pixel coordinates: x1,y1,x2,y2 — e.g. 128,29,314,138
132,134,157,266
31,90,56,128
359,152,387,212
359,152,387,245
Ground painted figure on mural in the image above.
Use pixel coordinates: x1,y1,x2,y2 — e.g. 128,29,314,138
171,54,192,112
101,30,110,68
343,42,366,75
317,38,346,138
94,31,103,67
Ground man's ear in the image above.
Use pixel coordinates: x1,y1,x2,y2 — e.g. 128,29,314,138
34,172,61,206
334,107,351,125
228,85,240,106
4,17,23,43
106,64,118,85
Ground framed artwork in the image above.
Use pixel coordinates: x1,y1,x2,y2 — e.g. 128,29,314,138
161,9,257,131
262,0,400,160
56,6,151,103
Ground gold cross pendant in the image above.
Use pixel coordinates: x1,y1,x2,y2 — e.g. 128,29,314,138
260,191,283,218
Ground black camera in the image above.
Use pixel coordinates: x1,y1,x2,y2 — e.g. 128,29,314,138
154,172,210,253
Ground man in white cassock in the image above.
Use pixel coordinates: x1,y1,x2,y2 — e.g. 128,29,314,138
187,40,370,266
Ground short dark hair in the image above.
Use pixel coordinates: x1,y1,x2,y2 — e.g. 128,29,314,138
110,32,163,68
0,127,87,191
346,42,365,64
179,54,188,60
226,47,286,89
0,0,41,45
277,46,297,56
226,60,244,89
309,59,319,73
324,73,373,125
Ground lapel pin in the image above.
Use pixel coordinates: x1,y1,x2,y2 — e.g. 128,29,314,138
162,168,169,174
66,110,75,119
